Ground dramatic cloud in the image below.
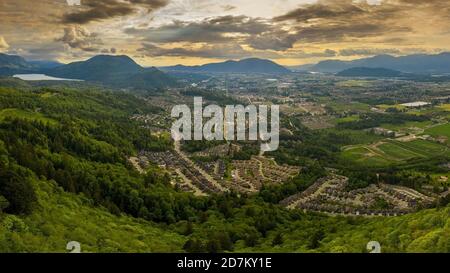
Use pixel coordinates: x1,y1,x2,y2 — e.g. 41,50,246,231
138,43,251,59
58,26,101,52
246,30,297,51
126,15,272,43
137,42,340,60
273,0,414,44
274,0,370,22
2,0,450,65
62,0,169,24
126,15,301,52
57,25,119,54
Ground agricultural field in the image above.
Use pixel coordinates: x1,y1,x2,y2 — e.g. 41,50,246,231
328,101,371,113
376,104,407,111
437,103,450,111
335,80,374,88
380,120,434,132
323,128,384,145
341,139,449,166
425,123,450,140
333,115,360,124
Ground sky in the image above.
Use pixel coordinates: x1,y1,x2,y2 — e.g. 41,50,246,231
1,0,450,66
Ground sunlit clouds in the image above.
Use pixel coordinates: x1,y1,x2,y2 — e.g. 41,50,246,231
1,0,450,66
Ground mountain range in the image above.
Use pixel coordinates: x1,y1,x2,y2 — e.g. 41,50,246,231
46,55,178,89
300,52,450,74
0,53,37,75
336,67,406,78
0,53,177,89
3,52,450,88
161,58,291,74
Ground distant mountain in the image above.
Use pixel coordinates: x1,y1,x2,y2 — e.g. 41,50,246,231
46,55,178,89
336,67,405,77
287,64,315,72
48,55,142,80
28,60,63,69
0,53,36,75
307,52,450,74
162,58,291,74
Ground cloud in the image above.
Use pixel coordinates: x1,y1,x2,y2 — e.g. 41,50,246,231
246,30,297,51
137,42,286,59
272,0,419,44
2,0,450,63
137,42,251,59
274,0,368,22
125,15,299,52
222,5,236,11
304,49,337,58
57,25,102,52
0,36,9,51
62,0,169,24
125,15,272,43
339,48,402,56
24,43,68,60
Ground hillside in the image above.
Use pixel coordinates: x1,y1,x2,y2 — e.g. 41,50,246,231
0,177,185,252
162,58,291,74
47,55,178,89
0,54,64,75
308,52,450,74
0,86,449,253
0,53,36,76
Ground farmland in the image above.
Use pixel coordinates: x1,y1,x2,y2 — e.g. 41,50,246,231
341,139,449,166
425,123,450,140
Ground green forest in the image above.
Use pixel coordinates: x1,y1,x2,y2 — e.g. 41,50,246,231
0,85,449,253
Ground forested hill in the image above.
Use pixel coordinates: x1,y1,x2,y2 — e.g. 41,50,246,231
0,53,179,90
162,58,291,74
46,55,179,90
0,86,448,252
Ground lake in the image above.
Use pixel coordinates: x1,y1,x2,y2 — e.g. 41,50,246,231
13,74,83,81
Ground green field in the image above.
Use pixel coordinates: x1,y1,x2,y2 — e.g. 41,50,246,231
378,142,422,160
381,121,434,131
341,146,392,166
329,102,370,113
336,80,374,88
341,139,449,166
425,123,450,140
437,104,450,111
393,139,448,156
333,115,360,124
323,128,384,145
376,104,407,111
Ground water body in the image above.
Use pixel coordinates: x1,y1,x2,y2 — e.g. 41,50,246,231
13,74,83,81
